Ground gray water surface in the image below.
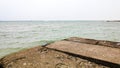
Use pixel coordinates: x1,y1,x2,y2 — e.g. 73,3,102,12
0,21,120,58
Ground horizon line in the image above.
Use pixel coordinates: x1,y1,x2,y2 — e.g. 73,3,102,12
0,20,108,22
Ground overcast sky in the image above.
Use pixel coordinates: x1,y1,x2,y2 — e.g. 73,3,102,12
0,0,120,20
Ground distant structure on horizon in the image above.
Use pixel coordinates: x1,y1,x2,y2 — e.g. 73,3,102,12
106,20,120,22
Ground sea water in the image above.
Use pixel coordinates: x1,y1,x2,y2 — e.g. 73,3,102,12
0,21,120,58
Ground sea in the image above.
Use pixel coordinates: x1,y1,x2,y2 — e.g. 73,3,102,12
0,21,120,58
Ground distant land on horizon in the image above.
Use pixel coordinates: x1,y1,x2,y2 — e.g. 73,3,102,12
106,20,120,22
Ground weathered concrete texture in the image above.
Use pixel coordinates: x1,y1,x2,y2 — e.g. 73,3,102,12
0,46,108,68
64,37,120,48
64,37,98,45
46,41,120,64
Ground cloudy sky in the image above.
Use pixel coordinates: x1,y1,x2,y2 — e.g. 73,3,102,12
0,0,120,20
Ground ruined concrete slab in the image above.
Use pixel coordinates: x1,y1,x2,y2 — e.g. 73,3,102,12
0,37,120,68
0,46,108,68
64,37,98,45
46,40,120,64
64,37,120,48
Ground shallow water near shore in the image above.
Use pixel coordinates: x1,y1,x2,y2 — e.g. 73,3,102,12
0,21,120,58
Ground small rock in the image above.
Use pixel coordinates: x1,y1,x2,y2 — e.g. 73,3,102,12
23,63,27,65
